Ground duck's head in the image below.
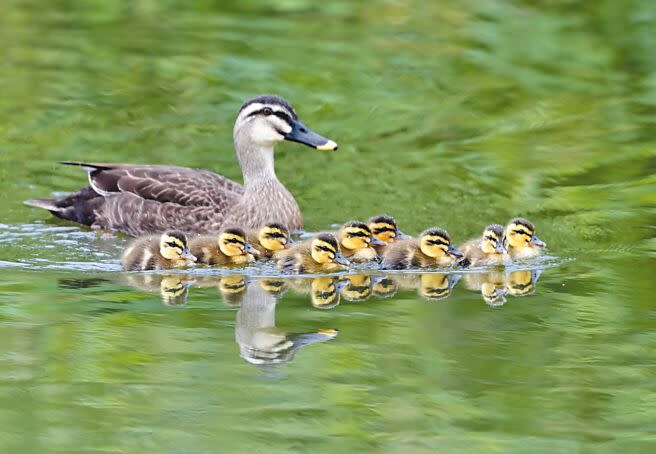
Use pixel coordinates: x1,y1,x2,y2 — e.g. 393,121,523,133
368,214,409,244
234,94,337,151
311,277,341,309
159,231,196,263
504,218,546,251
419,227,463,260
339,221,384,251
258,223,291,252
218,227,260,257
311,233,350,266
480,224,508,255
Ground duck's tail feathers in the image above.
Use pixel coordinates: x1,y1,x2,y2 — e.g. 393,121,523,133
24,187,103,225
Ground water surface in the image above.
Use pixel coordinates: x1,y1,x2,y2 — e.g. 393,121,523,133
1,1,655,452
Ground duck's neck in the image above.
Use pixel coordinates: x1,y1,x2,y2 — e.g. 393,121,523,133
235,135,278,189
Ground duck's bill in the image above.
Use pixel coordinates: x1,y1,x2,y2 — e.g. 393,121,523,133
447,245,464,258
284,119,338,150
370,236,386,246
334,252,351,266
396,230,412,240
244,242,260,255
495,243,508,254
181,249,197,262
529,235,546,247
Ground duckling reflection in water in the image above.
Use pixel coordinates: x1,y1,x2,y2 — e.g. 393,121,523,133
122,230,196,271
276,233,350,273
249,223,292,260
190,227,259,266
463,271,507,307
125,273,194,307
418,273,461,302
371,275,398,299
505,269,541,297
336,221,385,263
192,275,247,306
340,274,373,302
311,277,343,309
236,281,338,366
259,278,289,298
459,224,509,268
382,227,463,270
504,218,546,260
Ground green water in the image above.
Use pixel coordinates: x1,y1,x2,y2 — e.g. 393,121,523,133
1,0,655,452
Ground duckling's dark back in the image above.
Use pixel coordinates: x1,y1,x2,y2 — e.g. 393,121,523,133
121,235,162,271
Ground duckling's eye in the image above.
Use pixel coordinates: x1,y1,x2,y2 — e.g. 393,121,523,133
512,229,531,237
166,241,179,248
262,107,273,116
485,235,497,242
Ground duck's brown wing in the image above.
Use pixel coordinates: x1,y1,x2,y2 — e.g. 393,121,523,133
63,162,244,206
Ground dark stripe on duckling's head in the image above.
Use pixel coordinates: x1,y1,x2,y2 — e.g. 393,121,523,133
314,233,339,250
260,222,290,238
484,224,504,238
421,227,451,245
368,214,397,226
162,230,188,247
508,217,535,234
340,221,372,238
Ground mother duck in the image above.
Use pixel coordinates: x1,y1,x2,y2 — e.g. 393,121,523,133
25,95,337,236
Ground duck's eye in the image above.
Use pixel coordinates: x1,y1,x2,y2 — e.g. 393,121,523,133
166,241,178,248
262,107,273,116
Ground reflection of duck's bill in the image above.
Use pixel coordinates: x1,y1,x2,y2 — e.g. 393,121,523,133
291,329,339,348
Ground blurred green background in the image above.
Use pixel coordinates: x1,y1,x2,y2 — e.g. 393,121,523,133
1,0,655,452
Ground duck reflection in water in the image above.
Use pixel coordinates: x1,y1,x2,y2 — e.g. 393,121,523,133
463,269,542,305
192,275,248,306
125,274,195,307
418,273,461,301
310,277,343,309
235,281,338,366
371,276,398,299
340,274,374,302
506,269,542,297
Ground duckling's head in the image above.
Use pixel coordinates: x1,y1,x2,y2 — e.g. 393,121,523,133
159,231,196,263
311,233,350,266
372,276,398,298
234,95,337,150
258,223,291,252
504,218,546,251
311,277,341,309
482,283,507,306
480,224,508,255
419,228,463,260
506,270,539,296
259,278,289,297
339,221,384,251
368,214,409,244
218,228,259,257
419,274,451,301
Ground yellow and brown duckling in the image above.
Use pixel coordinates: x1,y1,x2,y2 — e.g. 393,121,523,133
505,270,541,297
277,232,350,274
504,218,546,259
459,224,509,267
382,227,463,270
189,227,259,266
418,273,461,301
368,214,410,253
337,221,385,263
340,274,374,302
121,230,196,271
310,277,343,309
249,223,292,260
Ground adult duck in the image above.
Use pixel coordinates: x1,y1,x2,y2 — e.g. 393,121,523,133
25,94,338,236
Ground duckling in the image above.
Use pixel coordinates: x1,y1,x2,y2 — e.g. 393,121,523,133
340,274,373,302
504,218,546,259
121,230,196,271
337,221,385,263
368,214,410,254
125,273,194,307
382,227,463,270
249,223,292,260
259,278,289,298
311,277,342,309
189,227,259,266
458,224,510,267
276,233,350,274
